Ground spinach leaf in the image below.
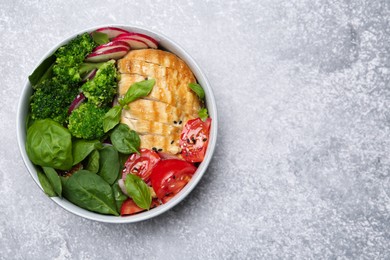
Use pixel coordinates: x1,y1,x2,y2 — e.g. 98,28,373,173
78,62,105,77
103,105,122,133
124,174,152,210
119,79,155,106
110,124,140,154
37,169,56,197
72,139,102,165
28,54,56,86
189,83,205,100
198,108,209,122
42,166,62,197
98,146,119,185
26,119,73,170
91,31,109,45
86,149,100,174
112,181,128,212
62,170,119,216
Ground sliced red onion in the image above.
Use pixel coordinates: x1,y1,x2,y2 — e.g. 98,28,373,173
157,151,184,160
93,40,130,52
118,179,129,196
95,27,130,39
81,68,97,82
68,92,86,114
85,47,128,62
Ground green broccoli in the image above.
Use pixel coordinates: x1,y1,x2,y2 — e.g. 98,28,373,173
81,60,118,107
53,33,97,84
68,102,108,140
30,78,79,124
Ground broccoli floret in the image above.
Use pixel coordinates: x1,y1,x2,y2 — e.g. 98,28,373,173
53,33,97,84
81,60,118,107
30,78,79,124
68,102,108,140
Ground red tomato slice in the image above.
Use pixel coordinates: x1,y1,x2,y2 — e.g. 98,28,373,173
122,148,160,182
120,199,160,216
180,118,211,163
120,199,145,216
150,159,197,201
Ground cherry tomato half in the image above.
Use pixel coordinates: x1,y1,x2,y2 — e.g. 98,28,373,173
120,198,160,216
122,148,160,182
150,159,197,201
180,118,211,163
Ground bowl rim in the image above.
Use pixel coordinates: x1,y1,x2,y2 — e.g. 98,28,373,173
16,24,218,223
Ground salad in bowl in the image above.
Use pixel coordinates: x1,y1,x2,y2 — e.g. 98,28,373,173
17,25,217,223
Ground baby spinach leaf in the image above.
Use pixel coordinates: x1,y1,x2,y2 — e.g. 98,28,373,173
37,169,56,197
112,181,128,212
91,31,109,45
124,174,152,210
72,139,102,165
98,146,119,185
42,166,62,197
119,79,155,106
198,108,209,122
28,54,56,87
86,149,100,174
110,124,140,154
103,105,122,133
26,119,73,170
189,83,205,100
62,170,119,216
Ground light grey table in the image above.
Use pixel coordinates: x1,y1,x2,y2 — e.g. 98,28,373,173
1,0,389,259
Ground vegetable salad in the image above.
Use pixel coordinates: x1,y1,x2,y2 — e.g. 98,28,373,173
26,27,211,216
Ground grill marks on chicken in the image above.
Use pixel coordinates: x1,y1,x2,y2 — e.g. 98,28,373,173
118,49,201,154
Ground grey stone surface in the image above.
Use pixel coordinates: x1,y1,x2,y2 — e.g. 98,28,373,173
1,0,390,259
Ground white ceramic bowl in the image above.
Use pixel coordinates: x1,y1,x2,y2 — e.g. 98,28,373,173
16,25,218,223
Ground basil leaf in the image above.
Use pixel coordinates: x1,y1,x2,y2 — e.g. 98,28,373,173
28,54,56,86
198,108,209,122
124,174,152,210
103,105,122,133
91,31,109,45
119,79,155,106
112,181,128,212
189,83,205,100
98,146,120,185
110,124,140,154
72,139,102,165
42,167,62,197
86,149,100,174
37,169,56,197
26,119,73,170
62,170,119,216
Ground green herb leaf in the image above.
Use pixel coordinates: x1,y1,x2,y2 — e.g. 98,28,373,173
119,79,155,106
103,105,122,133
26,119,73,170
79,62,106,77
72,139,103,165
198,108,209,121
37,169,56,197
28,54,56,86
124,174,152,210
86,149,100,174
98,146,120,185
42,166,62,197
110,124,140,154
112,181,128,212
91,31,110,45
189,83,205,100
62,170,119,216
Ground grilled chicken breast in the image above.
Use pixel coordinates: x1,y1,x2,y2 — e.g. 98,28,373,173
118,49,201,154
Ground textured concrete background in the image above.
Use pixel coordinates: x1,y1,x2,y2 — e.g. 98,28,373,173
1,0,390,259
